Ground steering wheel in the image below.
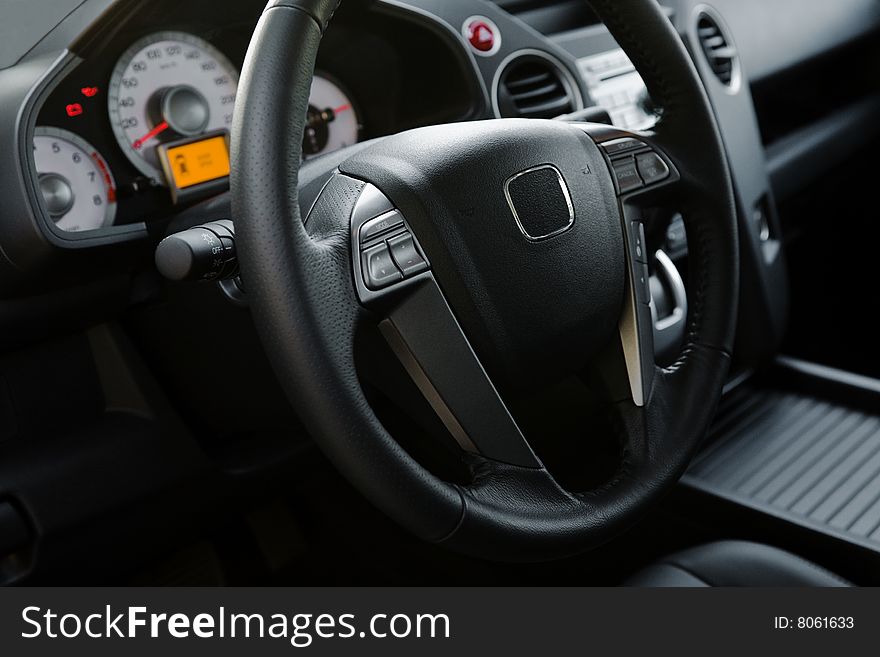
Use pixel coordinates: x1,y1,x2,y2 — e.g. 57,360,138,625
231,0,738,561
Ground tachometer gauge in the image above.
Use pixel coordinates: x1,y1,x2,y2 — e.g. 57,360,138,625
304,75,360,158
108,31,238,183
33,127,117,232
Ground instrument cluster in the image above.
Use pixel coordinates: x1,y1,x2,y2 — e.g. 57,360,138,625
34,28,361,234
31,2,473,237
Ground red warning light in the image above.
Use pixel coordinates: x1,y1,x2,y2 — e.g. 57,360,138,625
81,86,99,98
66,103,84,117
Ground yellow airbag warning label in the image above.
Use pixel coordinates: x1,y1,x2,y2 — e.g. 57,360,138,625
165,135,230,189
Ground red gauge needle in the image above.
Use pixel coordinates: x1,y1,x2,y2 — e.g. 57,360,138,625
132,121,169,150
333,104,352,114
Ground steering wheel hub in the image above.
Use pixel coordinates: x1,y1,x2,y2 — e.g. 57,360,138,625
341,119,626,386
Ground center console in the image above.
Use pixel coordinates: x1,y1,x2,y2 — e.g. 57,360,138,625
685,357,880,574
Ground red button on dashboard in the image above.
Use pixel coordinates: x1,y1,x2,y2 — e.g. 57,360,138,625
464,17,500,55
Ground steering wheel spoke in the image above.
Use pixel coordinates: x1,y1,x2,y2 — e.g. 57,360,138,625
572,123,683,406
380,280,541,468
348,183,541,468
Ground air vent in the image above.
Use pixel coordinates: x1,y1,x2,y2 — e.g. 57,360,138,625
696,12,737,87
495,53,578,119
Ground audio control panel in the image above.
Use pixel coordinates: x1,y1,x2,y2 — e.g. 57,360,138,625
578,48,657,131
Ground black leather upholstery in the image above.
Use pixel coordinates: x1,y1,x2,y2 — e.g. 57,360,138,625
626,541,852,587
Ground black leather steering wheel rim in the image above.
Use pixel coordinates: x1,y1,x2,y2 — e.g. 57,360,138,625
231,0,738,561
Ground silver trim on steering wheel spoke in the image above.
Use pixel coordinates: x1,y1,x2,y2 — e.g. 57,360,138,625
571,123,682,407
381,280,541,469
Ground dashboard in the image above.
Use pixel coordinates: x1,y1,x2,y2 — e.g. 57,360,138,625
27,1,478,238
1,0,879,343
12,0,668,263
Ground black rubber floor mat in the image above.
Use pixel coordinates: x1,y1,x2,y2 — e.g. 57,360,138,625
683,385,880,551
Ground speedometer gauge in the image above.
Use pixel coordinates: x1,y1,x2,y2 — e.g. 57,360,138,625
108,31,238,183
33,127,117,232
304,75,360,158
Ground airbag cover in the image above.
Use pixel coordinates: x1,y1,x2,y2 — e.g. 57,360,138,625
341,119,625,387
